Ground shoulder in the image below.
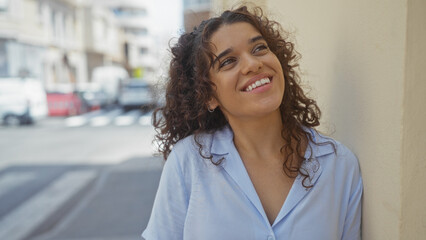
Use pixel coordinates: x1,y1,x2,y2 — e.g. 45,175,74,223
309,129,362,190
164,131,215,174
309,129,361,178
169,125,231,165
170,131,213,160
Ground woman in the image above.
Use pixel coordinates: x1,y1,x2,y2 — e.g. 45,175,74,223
142,6,362,240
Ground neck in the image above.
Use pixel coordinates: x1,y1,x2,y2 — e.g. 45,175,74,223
228,110,285,163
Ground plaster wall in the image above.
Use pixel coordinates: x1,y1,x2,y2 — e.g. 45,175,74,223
401,0,426,238
264,2,406,238
211,0,267,14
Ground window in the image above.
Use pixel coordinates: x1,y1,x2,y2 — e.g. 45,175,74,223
125,27,147,36
0,40,8,77
113,7,147,17
184,0,210,10
0,0,9,12
140,47,148,55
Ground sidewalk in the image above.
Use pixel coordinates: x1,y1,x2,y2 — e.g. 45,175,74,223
31,156,163,240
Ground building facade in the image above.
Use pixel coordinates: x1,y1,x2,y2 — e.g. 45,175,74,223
98,0,159,81
0,0,47,79
0,0,161,91
0,0,122,92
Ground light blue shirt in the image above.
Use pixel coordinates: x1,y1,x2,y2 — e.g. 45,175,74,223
142,125,362,240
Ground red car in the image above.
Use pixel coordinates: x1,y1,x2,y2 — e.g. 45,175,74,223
46,92,83,116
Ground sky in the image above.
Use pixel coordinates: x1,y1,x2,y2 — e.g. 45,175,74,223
149,0,183,37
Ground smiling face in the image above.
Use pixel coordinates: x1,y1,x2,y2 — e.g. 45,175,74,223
208,22,285,124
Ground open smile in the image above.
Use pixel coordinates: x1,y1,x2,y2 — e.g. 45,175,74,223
243,77,272,92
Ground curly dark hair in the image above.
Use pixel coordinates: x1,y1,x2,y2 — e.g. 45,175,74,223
153,6,328,187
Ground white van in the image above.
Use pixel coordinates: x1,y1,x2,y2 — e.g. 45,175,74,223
0,78,48,125
91,66,129,107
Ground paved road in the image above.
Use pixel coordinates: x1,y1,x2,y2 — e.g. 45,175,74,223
0,115,163,240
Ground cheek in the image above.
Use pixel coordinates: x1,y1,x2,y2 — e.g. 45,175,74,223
214,73,237,93
274,58,284,73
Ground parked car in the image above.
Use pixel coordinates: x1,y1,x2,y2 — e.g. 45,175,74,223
0,77,48,125
75,82,110,110
118,79,155,111
46,92,83,116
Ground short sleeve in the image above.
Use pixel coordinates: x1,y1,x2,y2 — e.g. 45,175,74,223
341,152,363,240
142,150,189,240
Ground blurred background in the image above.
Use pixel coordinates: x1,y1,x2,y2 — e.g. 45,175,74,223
0,0,211,239
1,0,425,240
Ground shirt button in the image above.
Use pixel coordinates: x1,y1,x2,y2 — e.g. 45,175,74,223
267,235,274,240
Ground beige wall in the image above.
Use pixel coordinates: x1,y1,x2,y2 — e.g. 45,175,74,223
401,0,426,239
212,0,426,239
266,1,406,238
211,0,267,14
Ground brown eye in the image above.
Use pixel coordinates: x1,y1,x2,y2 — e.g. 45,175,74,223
219,58,236,69
253,44,268,53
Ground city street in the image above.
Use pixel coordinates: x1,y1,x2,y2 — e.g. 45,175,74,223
0,110,163,240
0,0,179,239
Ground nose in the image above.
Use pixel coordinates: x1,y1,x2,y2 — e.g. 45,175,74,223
240,53,263,75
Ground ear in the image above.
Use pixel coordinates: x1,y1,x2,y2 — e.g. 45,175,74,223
207,97,219,111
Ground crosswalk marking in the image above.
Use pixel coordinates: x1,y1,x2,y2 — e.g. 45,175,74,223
90,109,123,127
0,170,97,240
115,109,140,126
65,110,103,127
64,108,153,127
139,115,152,125
0,172,37,198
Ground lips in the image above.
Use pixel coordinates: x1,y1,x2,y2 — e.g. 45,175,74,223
241,74,272,92
244,77,271,92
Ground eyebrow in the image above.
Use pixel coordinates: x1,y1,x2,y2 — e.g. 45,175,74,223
249,35,264,43
212,35,265,66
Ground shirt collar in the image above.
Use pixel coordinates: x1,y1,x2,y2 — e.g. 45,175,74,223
210,125,233,156
304,127,336,158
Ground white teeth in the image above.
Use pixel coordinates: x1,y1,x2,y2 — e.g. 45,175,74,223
245,77,270,92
